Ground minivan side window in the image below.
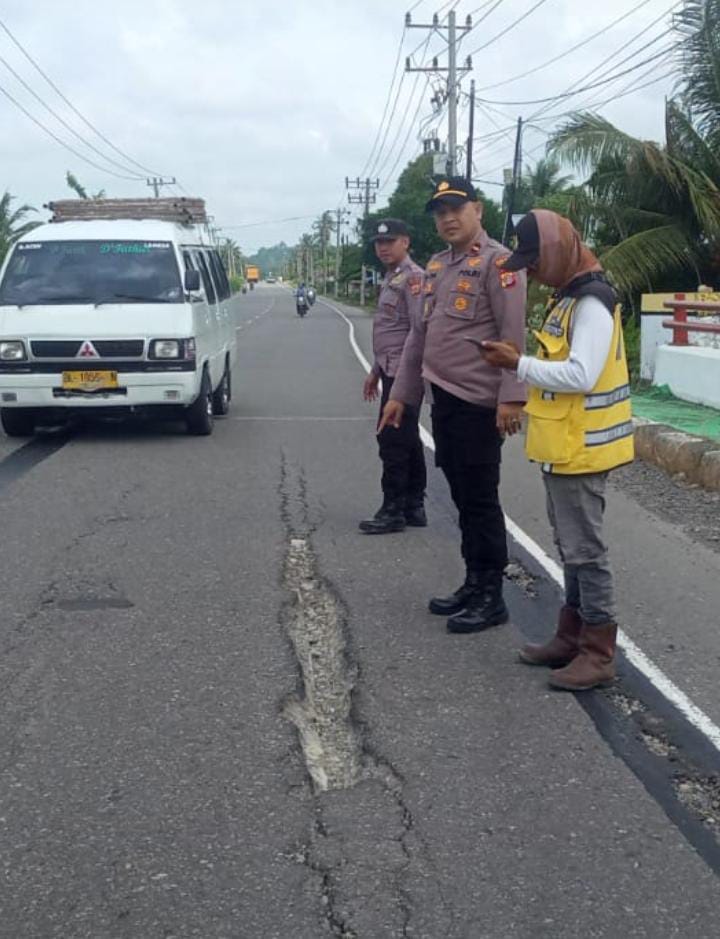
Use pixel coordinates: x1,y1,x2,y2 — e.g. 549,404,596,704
183,250,196,271
209,251,231,301
194,251,216,304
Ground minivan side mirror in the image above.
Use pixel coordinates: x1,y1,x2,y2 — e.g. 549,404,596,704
184,269,201,292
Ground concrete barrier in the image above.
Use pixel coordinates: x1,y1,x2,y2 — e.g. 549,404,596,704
632,418,720,491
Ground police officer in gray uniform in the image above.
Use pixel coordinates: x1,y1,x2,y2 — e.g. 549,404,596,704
380,180,527,631
360,219,427,535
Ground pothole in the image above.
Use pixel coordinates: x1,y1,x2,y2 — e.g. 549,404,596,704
674,775,720,833
282,536,363,793
604,688,647,717
505,561,538,597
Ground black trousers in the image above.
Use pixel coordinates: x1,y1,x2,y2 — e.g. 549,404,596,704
376,371,427,504
431,384,508,574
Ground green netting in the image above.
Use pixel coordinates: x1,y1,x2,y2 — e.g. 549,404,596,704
632,385,720,441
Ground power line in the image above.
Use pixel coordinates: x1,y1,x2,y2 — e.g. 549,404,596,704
0,52,145,179
528,3,680,121
0,79,148,181
219,215,318,230
381,76,432,188
530,34,676,122
466,0,507,23
0,15,165,178
474,0,656,92
476,44,676,107
358,25,407,179
372,25,436,180
467,0,552,57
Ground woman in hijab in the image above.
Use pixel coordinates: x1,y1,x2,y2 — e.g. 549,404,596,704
481,209,634,691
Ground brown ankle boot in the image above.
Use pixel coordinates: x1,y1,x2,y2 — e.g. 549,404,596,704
518,605,581,668
548,622,617,691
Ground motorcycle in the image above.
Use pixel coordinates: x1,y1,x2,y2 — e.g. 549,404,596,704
296,294,309,317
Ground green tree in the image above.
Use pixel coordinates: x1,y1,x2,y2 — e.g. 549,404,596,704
547,0,720,294
360,153,504,269
0,191,41,265
65,171,106,200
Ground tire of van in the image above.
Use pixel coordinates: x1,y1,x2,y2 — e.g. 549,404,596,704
1,408,36,438
211,362,231,416
185,370,213,436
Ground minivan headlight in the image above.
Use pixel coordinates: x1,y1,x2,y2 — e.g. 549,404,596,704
0,340,27,361
150,339,181,359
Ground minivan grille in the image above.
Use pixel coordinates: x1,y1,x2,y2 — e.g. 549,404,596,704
31,340,145,358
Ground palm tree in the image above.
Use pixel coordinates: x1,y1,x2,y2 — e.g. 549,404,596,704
66,171,106,200
524,158,573,200
546,0,720,295
0,191,42,265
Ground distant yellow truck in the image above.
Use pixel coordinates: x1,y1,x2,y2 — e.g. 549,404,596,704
245,265,260,289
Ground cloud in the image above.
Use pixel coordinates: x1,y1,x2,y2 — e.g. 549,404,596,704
2,0,677,251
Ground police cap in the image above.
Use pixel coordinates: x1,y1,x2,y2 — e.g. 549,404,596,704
425,176,479,212
370,218,410,242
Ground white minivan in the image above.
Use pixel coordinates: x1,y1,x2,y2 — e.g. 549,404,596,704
0,199,238,437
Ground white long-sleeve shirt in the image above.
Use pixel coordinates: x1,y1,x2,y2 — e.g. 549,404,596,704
516,295,614,394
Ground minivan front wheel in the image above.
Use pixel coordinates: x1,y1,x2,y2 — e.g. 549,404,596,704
1,408,36,438
185,370,214,436
211,363,231,416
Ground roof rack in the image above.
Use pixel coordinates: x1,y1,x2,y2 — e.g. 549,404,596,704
45,197,208,225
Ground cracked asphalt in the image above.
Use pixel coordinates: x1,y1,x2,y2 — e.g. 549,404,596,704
1,286,720,938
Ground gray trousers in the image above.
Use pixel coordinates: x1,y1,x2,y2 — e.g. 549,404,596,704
543,472,617,625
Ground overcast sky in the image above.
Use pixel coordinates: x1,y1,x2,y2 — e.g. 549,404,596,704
2,0,679,253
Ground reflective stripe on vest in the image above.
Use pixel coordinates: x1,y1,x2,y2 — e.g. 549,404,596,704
524,297,634,475
585,420,634,447
585,383,630,411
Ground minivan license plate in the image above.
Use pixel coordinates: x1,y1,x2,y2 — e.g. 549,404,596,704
62,370,119,391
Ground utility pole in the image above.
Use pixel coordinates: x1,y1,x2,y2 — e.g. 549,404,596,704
333,207,351,299
346,176,380,216
406,11,473,177
346,176,380,305
466,79,475,181
448,11,457,176
146,176,176,198
502,117,524,246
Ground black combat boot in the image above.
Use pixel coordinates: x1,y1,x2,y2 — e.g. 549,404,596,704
359,499,406,534
404,497,427,528
428,570,482,616
446,570,509,633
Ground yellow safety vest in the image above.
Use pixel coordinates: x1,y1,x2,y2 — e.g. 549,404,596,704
524,296,634,474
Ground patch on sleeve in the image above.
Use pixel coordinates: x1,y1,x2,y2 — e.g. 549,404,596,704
407,274,422,296
499,270,517,289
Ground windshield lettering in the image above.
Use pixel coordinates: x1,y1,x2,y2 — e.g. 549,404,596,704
0,240,182,306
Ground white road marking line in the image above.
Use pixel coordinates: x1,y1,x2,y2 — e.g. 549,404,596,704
236,299,276,331
322,298,720,755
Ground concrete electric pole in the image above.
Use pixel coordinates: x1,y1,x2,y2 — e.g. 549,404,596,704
405,10,473,177
333,207,352,298
502,117,524,246
346,177,380,306
146,177,177,198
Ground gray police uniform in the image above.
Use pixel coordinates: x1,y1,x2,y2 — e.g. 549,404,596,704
371,256,427,511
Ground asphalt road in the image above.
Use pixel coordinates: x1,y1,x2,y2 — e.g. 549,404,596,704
1,284,719,938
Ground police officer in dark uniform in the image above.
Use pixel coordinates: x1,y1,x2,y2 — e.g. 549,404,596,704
360,219,427,534
379,179,527,631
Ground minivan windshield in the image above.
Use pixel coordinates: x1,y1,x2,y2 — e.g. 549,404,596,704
0,240,183,306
